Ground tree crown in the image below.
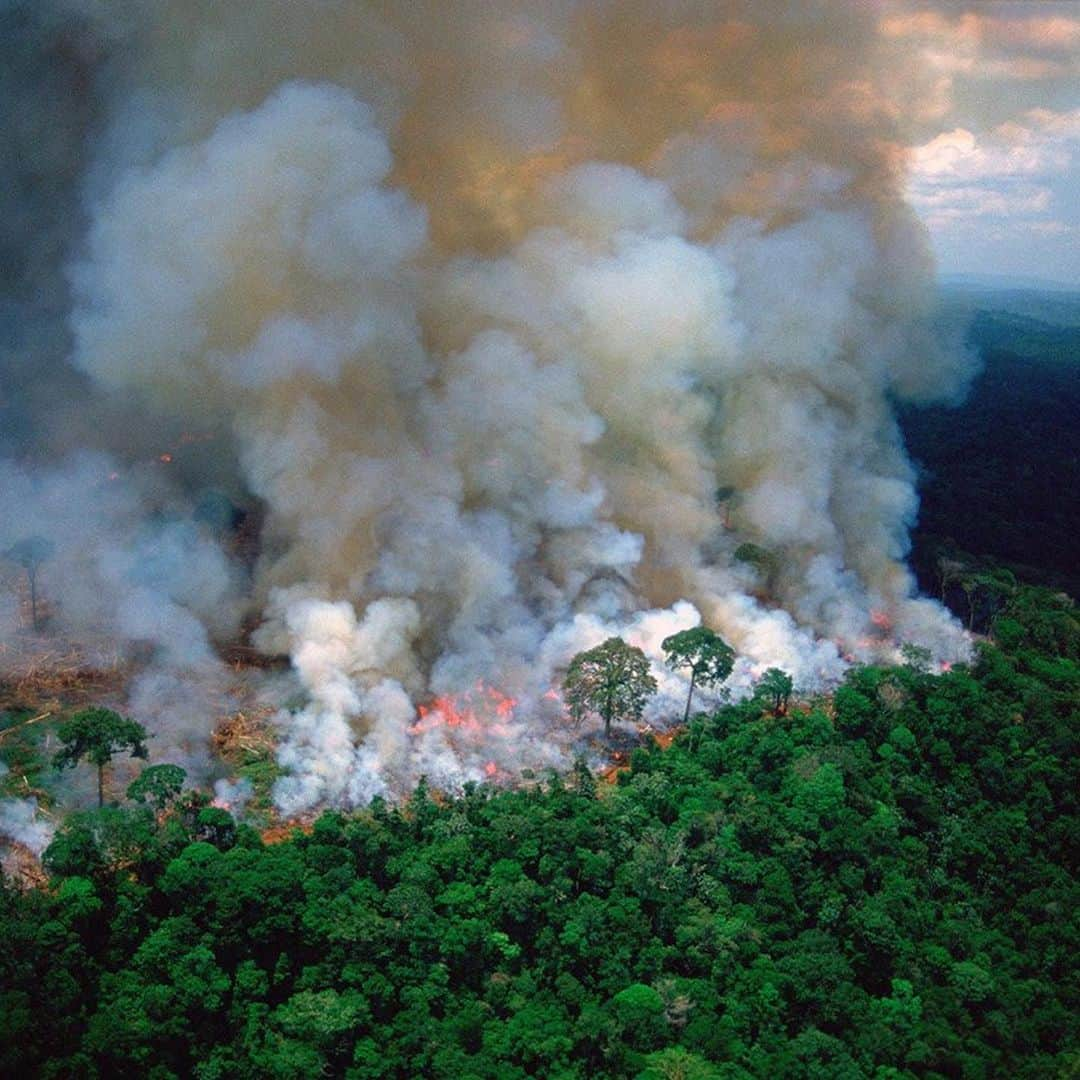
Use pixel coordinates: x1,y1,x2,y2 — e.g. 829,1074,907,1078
127,763,187,809
53,708,149,771
661,626,735,686
754,667,794,712
4,535,54,570
562,636,658,730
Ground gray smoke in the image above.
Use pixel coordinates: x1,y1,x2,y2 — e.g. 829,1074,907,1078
2,1,978,813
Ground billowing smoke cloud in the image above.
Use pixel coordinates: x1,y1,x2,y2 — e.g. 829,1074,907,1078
4,1,977,813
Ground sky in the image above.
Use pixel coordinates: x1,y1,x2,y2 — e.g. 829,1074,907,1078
894,1,1080,286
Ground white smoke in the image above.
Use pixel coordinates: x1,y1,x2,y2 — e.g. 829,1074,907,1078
212,776,252,816
0,801,54,856
8,1,979,812
0,766,55,856
0,454,241,661
0,453,246,785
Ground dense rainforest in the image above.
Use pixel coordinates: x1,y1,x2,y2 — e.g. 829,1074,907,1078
1,582,1076,1079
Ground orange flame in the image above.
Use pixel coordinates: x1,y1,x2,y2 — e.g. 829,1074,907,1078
408,681,517,738
158,452,173,464
869,609,893,633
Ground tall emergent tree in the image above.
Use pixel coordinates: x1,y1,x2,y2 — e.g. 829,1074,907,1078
53,707,149,807
562,636,658,738
661,626,736,724
4,535,55,632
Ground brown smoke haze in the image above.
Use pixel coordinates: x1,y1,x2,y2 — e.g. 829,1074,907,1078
1,1,980,817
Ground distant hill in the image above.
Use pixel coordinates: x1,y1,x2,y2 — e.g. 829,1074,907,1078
938,277,1080,330
901,293,1080,598
940,271,1079,293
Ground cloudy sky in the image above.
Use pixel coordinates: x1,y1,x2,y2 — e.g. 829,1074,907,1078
893,1,1080,285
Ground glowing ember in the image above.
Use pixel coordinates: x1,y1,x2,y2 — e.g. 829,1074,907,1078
158,452,173,464
869,609,893,632
940,660,952,672
484,761,499,777
408,681,517,738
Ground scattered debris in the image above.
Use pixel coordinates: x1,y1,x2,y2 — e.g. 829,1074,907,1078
0,839,48,891
0,635,128,711
212,707,277,762
0,711,52,742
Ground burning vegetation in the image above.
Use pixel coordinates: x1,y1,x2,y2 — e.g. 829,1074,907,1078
0,3,1077,1074
0,0,981,825
408,683,518,739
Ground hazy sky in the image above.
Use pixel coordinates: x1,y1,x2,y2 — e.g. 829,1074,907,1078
895,1,1080,285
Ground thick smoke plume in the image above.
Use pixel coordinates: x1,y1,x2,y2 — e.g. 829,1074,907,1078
3,1,975,813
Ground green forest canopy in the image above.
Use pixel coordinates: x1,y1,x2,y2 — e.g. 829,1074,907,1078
1,584,1076,1079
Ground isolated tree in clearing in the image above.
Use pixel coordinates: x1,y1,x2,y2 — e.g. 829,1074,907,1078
4,535,54,632
661,626,736,724
53,707,149,807
562,637,658,738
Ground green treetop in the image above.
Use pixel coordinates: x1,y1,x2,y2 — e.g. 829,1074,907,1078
661,626,736,724
127,763,187,811
755,667,794,715
53,707,149,807
562,636,658,738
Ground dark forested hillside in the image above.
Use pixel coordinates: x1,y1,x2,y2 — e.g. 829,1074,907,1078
2,585,1076,1079
901,294,1080,600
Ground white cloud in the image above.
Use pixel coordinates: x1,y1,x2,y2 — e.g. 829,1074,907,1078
911,123,1065,183
908,108,1079,227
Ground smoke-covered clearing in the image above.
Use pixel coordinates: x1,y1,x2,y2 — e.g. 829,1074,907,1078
0,765,55,858
2,1,979,816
